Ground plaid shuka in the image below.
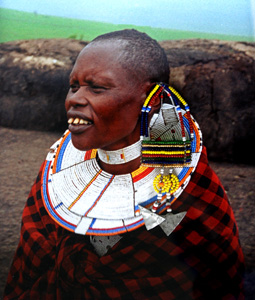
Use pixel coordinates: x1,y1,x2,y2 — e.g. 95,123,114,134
4,147,244,299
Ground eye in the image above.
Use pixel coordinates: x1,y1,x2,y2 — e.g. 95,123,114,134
70,83,80,93
89,84,107,94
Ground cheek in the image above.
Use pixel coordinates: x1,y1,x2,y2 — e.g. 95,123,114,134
64,92,71,111
94,100,122,123
94,93,143,130
110,107,141,134
125,102,142,122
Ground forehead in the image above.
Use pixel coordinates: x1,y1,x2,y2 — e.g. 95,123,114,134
70,41,128,79
78,41,125,67
70,41,144,89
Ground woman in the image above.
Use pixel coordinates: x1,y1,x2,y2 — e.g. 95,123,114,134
4,30,244,299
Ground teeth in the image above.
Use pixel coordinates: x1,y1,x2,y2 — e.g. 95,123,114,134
68,117,91,125
79,119,86,124
73,118,80,124
68,117,74,124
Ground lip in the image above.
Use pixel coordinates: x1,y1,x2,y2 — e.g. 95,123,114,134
67,111,93,122
67,111,93,134
68,123,93,134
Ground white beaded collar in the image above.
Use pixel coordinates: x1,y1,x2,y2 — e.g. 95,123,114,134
97,140,141,165
41,119,202,236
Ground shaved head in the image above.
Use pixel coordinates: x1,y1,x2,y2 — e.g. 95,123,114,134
90,29,170,84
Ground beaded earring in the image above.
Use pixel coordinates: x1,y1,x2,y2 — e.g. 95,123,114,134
140,84,194,212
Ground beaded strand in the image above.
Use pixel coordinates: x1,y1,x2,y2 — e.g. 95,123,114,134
168,86,194,140
162,85,186,141
140,84,163,139
162,84,192,164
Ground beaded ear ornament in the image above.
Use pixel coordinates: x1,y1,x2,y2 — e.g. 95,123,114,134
140,83,194,213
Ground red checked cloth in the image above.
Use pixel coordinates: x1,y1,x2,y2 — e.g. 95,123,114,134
4,147,245,299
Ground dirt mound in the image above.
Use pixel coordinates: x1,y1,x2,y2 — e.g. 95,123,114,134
163,39,255,164
0,39,86,132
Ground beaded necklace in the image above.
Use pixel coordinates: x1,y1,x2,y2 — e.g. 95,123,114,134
41,85,202,236
97,140,141,165
41,116,202,236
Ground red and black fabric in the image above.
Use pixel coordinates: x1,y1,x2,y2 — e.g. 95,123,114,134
4,147,245,299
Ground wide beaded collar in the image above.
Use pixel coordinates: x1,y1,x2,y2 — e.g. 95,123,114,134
42,114,202,236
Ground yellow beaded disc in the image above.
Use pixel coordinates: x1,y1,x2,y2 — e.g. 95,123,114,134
153,174,180,193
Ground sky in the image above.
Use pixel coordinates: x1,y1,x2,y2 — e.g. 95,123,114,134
0,0,254,37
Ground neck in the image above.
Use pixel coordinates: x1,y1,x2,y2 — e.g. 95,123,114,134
98,156,141,175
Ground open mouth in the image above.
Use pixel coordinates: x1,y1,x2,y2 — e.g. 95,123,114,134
68,117,93,125
67,117,93,134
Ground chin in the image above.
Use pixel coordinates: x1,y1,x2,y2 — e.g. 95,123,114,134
71,136,93,152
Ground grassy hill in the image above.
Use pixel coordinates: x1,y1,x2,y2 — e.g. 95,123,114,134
0,7,253,43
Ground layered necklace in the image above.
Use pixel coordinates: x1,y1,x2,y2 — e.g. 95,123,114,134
41,85,203,237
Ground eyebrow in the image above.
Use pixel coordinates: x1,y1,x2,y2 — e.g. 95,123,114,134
86,75,115,87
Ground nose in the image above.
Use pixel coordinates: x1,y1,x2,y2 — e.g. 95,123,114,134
65,87,89,110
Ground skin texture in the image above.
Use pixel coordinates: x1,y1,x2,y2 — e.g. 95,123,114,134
65,41,159,174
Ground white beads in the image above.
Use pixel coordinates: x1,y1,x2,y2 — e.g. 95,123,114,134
98,140,141,165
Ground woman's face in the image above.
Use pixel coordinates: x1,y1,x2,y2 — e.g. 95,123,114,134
65,41,150,151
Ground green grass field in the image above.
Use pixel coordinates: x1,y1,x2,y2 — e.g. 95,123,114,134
0,7,253,43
